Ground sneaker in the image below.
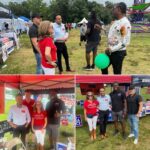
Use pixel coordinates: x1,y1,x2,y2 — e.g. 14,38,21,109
113,130,119,136
83,65,92,71
128,133,134,138
91,64,95,70
134,139,138,145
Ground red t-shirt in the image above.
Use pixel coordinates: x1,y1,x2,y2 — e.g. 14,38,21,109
84,100,99,115
23,99,35,116
32,111,47,129
38,37,57,68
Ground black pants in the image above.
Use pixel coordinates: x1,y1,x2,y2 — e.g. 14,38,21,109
12,125,26,150
101,51,126,74
55,42,70,72
99,110,109,135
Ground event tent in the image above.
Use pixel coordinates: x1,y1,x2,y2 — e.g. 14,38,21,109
0,75,75,114
78,18,88,24
76,75,132,95
0,7,11,18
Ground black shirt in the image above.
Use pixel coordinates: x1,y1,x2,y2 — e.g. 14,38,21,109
29,24,39,54
46,97,65,125
110,90,126,112
127,94,142,115
86,19,101,43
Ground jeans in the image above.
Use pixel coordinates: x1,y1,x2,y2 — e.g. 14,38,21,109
34,53,43,74
128,114,139,139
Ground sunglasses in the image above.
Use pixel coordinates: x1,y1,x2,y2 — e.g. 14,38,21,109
87,95,93,97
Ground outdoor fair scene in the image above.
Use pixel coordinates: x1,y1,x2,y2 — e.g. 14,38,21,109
0,0,150,75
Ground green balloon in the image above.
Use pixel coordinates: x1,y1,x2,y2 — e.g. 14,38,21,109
94,53,110,69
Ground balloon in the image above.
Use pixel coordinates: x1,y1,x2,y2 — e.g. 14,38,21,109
94,53,110,69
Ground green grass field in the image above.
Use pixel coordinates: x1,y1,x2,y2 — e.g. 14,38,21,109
76,87,150,150
76,106,150,150
0,29,150,74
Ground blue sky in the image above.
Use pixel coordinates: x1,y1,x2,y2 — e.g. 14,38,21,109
1,0,150,6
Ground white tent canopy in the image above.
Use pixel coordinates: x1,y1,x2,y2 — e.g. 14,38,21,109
78,18,88,24
0,7,10,14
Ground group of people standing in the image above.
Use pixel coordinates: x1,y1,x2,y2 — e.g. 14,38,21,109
83,83,143,145
29,2,131,75
29,14,74,75
80,2,131,74
7,90,65,150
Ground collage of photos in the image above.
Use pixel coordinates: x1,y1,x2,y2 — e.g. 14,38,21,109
0,0,150,150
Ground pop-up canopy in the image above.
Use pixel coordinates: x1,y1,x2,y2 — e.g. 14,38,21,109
76,75,132,95
0,75,74,113
78,18,88,24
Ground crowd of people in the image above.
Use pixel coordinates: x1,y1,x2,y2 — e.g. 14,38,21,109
28,2,131,75
7,90,66,150
83,83,143,145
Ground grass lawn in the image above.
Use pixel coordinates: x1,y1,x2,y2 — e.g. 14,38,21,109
0,29,150,74
76,87,150,150
76,106,150,150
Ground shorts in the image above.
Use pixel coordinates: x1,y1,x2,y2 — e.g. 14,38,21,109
35,129,46,146
86,41,99,53
42,65,55,75
80,35,86,42
112,111,124,122
47,124,59,139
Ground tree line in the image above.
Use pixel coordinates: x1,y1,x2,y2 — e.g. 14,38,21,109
0,0,114,24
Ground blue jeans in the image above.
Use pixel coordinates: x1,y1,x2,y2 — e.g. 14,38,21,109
128,114,139,139
34,53,42,74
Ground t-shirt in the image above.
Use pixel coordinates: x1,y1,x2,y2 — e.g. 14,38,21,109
108,17,131,52
22,99,35,116
127,94,142,115
46,98,65,125
32,111,47,129
38,37,57,68
86,19,101,42
29,24,39,54
83,100,99,115
110,90,126,112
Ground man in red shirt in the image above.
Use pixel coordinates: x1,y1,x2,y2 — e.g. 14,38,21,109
23,90,35,146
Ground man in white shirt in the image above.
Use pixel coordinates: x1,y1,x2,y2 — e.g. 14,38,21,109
101,2,131,74
97,88,111,139
53,15,74,74
8,94,31,149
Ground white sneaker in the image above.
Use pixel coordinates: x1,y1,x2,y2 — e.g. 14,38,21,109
134,139,138,144
128,133,134,138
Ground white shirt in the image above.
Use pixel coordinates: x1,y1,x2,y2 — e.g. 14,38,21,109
8,104,31,125
80,24,87,36
97,95,111,111
53,23,69,42
108,17,131,52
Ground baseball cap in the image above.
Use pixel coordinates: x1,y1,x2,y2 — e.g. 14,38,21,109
129,85,135,90
113,82,119,86
32,13,43,19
